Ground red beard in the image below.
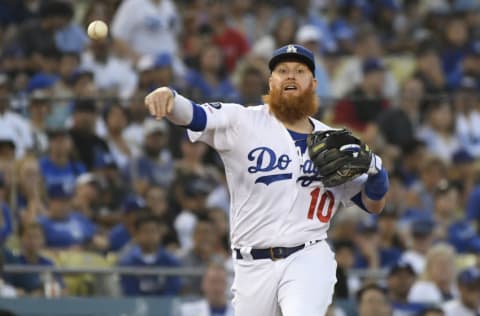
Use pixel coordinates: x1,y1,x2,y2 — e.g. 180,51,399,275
262,84,319,124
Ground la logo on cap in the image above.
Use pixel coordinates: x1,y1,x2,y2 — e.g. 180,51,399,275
286,45,297,53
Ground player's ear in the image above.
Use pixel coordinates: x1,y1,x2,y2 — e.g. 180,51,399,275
312,78,317,90
268,76,272,91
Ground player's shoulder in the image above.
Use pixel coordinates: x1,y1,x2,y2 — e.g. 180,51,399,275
201,102,266,113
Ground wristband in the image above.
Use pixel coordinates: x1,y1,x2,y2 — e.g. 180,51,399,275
364,167,389,200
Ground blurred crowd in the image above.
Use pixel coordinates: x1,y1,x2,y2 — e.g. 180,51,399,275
0,0,480,315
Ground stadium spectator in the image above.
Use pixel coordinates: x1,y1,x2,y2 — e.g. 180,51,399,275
0,173,12,244
356,283,392,316
233,62,267,107
395,139,428,188
354,216,402,270
295,24,332,99
453,76,480,157
9,1,74,58
110,0,184,76
416,97,460,163
184,46,239,103
180,263,233,315
332,58,390,134
118,214,181,296
123,118,174,194
442,266,480,316
408,243,456,305
91,150,128,225
71,173,102,221
175,133,220,184
135,53,179,94
81,38,138,100
68,98,110,170
412,42,447,98
173,173,215,253
0,73,33,158
251,8,298,61
401,217,436,275
386,261,420,315
228,0,256,44
180,217,223,296
331,28,399,99
208,0,250,73
0,249,17,298
37,183,101,250
108,195,146,253
409,157,448,214
144,185,179,250
27,91,51,155
416,306,445,316
39,128,86,193
15,156,47,225
102,104,137,170
377,78,425,148
122,92,150,153
333,239,358,299
11,222,65,296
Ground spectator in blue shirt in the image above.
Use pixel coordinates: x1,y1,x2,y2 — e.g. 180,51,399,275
37,183,101,250
184,46,239,103
387,262,424,316
118,214,182,296
0,173,12,244
108,195,147,253
38,128,86,195
12,222,64,296
354,216,402,269
123,119,175,194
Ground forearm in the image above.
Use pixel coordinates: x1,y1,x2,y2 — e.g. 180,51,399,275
145,87,208,131
361,167,389,214
165,90,194,126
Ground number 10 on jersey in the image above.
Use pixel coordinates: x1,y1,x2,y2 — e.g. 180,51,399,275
307,188,334,223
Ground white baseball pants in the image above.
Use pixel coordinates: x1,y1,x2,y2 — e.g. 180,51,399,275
231,240,337,316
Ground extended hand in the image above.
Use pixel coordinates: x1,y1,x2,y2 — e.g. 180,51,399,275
144,87,175,120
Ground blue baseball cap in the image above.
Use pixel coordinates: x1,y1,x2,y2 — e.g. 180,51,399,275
154,53,173,68
269,44,315,76
47,183,72,199
362,58,385,74
26,73,58,93
411,217,435,237
388,261,416,276
122,196,146,213
94,151,117,169
457,266,480,287
452,148,474,164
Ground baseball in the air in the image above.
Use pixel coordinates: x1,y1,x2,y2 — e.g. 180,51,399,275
87,20,108,40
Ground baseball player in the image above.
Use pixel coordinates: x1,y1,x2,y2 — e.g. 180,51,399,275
145,44,389,316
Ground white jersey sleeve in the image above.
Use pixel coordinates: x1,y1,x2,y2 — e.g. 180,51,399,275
187,102,245,151
340,174,368,207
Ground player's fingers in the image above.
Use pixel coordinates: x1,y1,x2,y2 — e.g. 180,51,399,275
154,96,166,119
145,95,157,117
166,93,174,114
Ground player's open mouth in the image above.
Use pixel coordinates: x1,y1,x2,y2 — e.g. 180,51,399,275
283,85,298,91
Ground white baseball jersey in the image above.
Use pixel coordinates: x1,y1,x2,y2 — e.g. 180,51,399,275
188,102,367,248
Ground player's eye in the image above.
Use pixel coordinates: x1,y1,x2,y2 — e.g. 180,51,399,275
297,68,305,74
277,68,287,74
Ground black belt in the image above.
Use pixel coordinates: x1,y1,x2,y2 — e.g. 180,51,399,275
234,240,321,261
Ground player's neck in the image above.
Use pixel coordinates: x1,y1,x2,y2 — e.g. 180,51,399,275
281,118,313,134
